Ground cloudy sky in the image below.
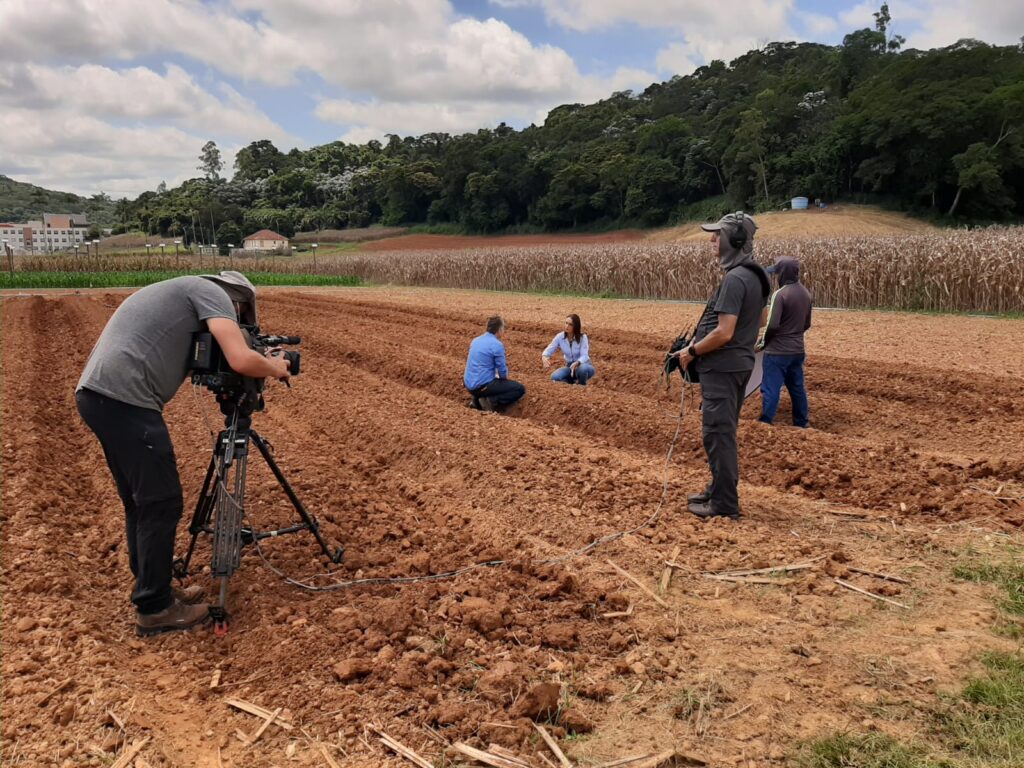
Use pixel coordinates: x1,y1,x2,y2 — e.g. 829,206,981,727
0,0,1020,198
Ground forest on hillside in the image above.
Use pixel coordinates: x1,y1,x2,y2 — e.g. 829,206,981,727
9,8,1023,244
0,176,117,230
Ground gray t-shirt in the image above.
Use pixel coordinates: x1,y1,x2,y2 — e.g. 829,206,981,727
694,265,767,373
77,277,237,411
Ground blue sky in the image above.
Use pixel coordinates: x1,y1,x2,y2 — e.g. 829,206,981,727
0,0,1020,197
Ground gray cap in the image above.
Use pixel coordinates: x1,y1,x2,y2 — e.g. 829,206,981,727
198,270,257,324
198,270,256,304
701,212,758,270
700,211,757,238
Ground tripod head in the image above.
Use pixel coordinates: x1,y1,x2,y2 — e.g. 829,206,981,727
216,389,258,432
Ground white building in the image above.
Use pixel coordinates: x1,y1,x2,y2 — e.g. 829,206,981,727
0,213,90,254
242,229,289,252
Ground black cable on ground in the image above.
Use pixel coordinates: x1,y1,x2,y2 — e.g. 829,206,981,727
234,378,693,593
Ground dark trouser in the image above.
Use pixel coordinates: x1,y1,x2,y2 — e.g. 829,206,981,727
699,369,751,516
759,353,809,427
469,378,526,409
76,388,183,614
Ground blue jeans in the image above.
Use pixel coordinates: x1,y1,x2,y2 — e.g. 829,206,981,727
759,353,809,427
551,363,595,385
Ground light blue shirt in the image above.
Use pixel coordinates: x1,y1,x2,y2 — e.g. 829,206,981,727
542,332,590,366
464,332,508,390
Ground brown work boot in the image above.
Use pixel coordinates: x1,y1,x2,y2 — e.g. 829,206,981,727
172,584,204,604
136,600,211,637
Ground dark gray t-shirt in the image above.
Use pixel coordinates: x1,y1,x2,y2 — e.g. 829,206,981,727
77,277,237,411
694,266,767,373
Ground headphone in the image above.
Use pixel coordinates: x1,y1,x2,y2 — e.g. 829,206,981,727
728,211,748,249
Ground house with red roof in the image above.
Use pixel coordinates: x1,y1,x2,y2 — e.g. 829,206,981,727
242,229,289,251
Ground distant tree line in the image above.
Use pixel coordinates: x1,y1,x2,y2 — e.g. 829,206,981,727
111,10,1024,241
0,176,116,231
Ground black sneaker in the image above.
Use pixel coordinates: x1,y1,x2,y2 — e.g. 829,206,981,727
687,490,711,505
478,397,497,412
688,500,741,520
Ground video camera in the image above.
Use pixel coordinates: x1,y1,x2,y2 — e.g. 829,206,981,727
188,325,301,410
663,327,699,383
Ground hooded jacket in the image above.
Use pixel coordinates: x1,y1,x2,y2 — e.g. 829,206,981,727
759,258,812,355
693,213,771,373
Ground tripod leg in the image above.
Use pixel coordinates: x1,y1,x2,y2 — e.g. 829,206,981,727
212,577,231,637
173,451,218,579
209,444,248,634
250,430,343,564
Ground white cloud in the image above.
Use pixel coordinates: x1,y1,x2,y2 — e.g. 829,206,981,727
0,63,291,145
895,0,1024,49
317,99,515,139
506,0,796,77
655,43,703,76
837,1,877,31
836,1,1024,50
317,63,655,140
501,0,793,35
0,61,296,197
0,0,306,87
800,12,839,37
0,108,222,198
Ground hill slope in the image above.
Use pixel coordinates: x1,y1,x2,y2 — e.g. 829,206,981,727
649,205,939,242
0,175,117,228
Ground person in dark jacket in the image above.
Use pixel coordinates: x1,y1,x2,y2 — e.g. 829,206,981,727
672,212,770,520
758,257,812,427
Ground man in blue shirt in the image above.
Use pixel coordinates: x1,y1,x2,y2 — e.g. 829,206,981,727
464,315,526,412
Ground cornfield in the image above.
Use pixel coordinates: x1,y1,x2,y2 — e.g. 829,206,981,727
333,229,1024,314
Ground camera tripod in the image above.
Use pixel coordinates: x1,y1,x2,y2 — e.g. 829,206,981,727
173,397,343,635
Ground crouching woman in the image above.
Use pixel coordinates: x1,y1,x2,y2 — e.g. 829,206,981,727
542,314,595,385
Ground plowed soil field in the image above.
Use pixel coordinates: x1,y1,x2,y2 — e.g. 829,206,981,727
2,287,1022,768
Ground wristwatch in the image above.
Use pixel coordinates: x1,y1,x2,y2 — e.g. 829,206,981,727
687,344,699,358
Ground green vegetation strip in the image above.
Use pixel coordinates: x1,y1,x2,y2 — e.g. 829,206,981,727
0,271,362,289
793,652,1024,767
953,560,1024,621
792,558,1024,767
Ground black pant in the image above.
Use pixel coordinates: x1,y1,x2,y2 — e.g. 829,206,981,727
699,369,751,515
469,378,526,409
76,389,183,614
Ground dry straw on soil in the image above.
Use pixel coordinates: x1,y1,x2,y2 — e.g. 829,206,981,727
337,229,1024,313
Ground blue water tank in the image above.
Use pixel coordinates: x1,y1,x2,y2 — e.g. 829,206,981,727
791,196,809,210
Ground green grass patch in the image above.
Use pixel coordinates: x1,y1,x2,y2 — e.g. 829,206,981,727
790,732,944,768
792,553,1024,768
952,561,1024,618
790,652,1024,767
953,556,1024,638
937,652,1024,765
0,271,362,289
404,222,469,235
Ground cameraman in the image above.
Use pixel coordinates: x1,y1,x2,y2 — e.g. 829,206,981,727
75,271,290,636
672,213,770,521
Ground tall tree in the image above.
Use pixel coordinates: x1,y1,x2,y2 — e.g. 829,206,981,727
198,141,224,181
